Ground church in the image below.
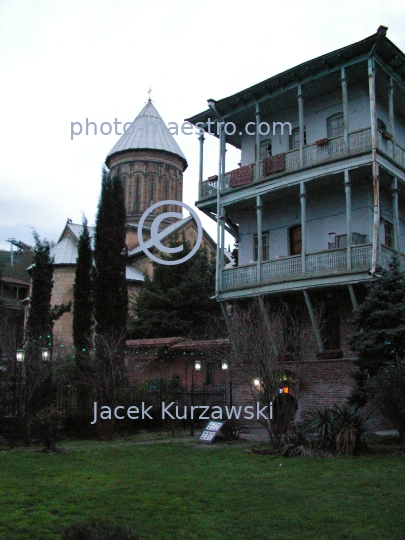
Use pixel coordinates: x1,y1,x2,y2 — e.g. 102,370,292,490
50,98,217,347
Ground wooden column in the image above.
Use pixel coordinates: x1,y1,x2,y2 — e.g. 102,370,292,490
368,57,380,273
389,77,397,161
303,290,324,353
298,85,304,168
300,182,306,275
344,169,352,270
341,67,349,152
198,131,205,200
256,195,263,282
392,177,400,253
255,103,260,182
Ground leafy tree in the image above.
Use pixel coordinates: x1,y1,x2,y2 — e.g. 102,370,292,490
130,234,221,338
93,167,128,344
349,256,405,375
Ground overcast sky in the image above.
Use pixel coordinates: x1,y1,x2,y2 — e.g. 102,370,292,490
1,0,404,253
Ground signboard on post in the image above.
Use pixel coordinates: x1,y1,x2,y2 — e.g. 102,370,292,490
198,420,225,443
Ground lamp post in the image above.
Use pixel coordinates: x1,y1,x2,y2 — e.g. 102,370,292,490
40,324,53,383
13,328,27,417
221,359,233,408
190,359,201,437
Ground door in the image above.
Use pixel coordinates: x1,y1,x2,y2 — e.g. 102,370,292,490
289,225,302,255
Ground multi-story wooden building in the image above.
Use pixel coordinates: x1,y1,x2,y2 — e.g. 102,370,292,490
186,26,405,417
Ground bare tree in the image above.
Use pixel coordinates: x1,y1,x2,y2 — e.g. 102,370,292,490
225,296,316,445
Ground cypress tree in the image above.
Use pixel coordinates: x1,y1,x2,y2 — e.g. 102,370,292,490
26,231,54,340
73,217,93,366
93,167,128,345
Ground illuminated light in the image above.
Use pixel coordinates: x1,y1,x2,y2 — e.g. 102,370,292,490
16,349,25,363
280,386,289,394
221,360,229,370
253,378,260,387
41,347,50,362
194,360,201,371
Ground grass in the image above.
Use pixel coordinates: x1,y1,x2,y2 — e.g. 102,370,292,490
0,436,404,540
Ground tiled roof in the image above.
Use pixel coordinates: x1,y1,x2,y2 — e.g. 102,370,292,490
126,337,187,348
1,277,30,287
171,339,230,350
107,100,187,168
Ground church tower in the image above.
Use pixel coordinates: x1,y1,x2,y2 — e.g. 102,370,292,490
105,98,188,235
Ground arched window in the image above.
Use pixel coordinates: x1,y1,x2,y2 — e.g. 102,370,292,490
134,175,140,213
327,113,344,138
150,176,155,203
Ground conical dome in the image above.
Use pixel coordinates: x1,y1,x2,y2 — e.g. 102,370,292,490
106,100,187,169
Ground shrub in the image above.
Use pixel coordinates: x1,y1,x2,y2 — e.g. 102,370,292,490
61,519,141,540
218,419,246,441
305,403,372,455
28,405,63,451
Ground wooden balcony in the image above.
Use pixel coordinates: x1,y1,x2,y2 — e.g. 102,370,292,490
200,128,405,199
221,244,405,291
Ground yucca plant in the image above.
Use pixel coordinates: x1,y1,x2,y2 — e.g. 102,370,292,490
333,403,372,455
279,423,314,457
305,405,336,451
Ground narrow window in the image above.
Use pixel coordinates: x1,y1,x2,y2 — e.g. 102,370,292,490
254,231,270,261
289,127,306,150
260,140,272,160
327,114,344,138
205,362,215,386
383,220,394,248
289,225,302,255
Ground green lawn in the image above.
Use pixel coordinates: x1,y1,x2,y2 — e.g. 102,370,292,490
0,437,404,540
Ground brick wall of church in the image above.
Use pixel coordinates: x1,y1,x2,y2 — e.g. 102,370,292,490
51,266,75,347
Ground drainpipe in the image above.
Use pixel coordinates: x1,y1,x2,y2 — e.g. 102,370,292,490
256,195,262,282
368,57,380,274
389,77,396,161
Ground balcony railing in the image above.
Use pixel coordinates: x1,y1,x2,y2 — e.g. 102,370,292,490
222,245,374,290
200,127,404,199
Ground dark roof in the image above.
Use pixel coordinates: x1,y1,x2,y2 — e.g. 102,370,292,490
1,277,30,287
186,26,404,142
126,337,187,348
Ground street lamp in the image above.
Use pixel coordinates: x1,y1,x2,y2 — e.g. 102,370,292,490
190,359,201,437
221,359,233,407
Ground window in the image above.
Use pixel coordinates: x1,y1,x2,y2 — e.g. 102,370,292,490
289,225,302,255
383,220,394,248
327,114,344,138
260,140,272,160
134,176,140,213
150,176,155,203
254,231,270,261
289,127,306,150
321,307,340,350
